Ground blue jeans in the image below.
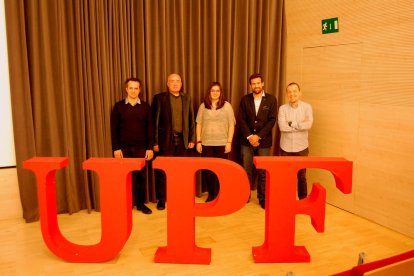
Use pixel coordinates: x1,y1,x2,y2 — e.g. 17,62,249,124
240,145,271,202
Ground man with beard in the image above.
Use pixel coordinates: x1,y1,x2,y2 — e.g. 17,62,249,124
237,73,277,209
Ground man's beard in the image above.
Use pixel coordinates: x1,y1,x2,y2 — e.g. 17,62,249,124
253,88,263,94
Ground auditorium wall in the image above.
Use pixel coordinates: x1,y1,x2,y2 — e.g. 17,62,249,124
285,0,414,237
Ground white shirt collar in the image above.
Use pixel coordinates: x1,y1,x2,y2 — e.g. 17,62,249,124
125,98,141,106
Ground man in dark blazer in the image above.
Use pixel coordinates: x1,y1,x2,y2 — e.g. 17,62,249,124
152,73,196,210
237,73,277,209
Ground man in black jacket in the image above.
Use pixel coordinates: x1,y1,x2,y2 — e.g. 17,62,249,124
152,73,196,210
111,77,154,214
237,73,277,209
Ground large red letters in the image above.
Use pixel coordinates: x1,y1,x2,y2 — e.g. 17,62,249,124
23,156,352,264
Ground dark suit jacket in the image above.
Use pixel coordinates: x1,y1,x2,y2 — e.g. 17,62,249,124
152,91,195,151
237,92,277,148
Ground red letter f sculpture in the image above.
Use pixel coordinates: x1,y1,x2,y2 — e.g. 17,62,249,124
252,156,352,263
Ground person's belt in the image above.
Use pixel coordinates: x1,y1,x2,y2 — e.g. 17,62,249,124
173,132,182,137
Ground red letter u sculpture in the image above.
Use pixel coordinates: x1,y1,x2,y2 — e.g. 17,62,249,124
153,157,250,264
23,157,145,262
252,156,352,263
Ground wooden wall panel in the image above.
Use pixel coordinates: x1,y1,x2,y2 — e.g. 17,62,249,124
355,105,414,236
302,43,362,211
285,0,414,237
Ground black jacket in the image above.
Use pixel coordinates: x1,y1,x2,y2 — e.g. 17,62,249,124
152,91,195,151
237,92,277,148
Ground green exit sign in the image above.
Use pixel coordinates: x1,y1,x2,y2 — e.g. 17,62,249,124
322,17,339,34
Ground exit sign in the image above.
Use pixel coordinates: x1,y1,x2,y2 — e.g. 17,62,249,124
322,17,339,34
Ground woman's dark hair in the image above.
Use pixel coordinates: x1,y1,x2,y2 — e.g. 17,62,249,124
204,82,226,110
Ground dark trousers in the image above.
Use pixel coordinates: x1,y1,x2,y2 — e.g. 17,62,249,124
121,147,148,205
240,145,271,202
280,148,309,199
154,133,189,201
201,145,228,198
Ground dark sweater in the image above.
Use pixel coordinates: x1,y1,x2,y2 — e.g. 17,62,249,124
110,99,154,151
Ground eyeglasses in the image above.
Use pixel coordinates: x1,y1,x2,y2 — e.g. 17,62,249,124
210,89,221,92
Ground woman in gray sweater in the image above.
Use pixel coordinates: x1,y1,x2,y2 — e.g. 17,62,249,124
195,82,236,202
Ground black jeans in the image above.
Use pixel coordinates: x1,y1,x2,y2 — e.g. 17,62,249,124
280,148,309,199
154,133,190,201
121,147,148,205
201,145,228,198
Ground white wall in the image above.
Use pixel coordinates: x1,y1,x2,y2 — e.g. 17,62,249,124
0,0,16,167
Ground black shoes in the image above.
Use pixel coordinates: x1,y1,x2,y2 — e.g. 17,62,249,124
136,203,152,215
205,195,216,202
259,200,265,209
157,200,165,210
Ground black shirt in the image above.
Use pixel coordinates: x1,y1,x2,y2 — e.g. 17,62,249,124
110,99,154,151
